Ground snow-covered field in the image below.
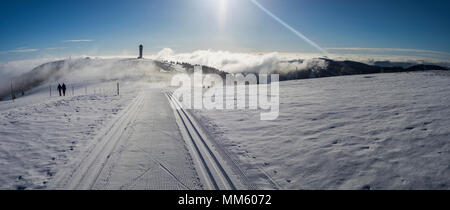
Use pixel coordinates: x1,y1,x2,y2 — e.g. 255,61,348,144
0,81,140,189
193,71,450,190
1,59,449,190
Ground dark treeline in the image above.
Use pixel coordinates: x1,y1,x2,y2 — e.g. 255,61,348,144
276,59,448,81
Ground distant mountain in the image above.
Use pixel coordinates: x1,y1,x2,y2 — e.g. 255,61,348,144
3,57,140,99
372,61,416,68
278,58,448,81
0,58,227,100
1,57,447,100
177,61,227,77
406,64,448,71
371,60,450,69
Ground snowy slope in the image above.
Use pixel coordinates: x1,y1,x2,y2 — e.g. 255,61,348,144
48,87,205,190
1,55,449,190
0,81,140,189
193,71,450,190
0,57,241,190
0,58,170,190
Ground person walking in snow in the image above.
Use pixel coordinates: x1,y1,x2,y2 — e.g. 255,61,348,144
62,83,67,96
57,84,62,96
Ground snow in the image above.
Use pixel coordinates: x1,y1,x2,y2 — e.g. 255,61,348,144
1,55,449,191
0,57,200,190
193,71,450,190
0,81,139,190
49,87,203,190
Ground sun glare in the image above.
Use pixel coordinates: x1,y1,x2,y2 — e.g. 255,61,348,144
218,0,227,27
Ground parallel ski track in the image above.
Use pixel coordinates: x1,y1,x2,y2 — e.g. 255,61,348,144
49,91,145,190
166,92,237,190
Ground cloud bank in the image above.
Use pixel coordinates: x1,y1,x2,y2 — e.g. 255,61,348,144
152,48,329,74
1,47,449,94
0,57,61,81
151,48,450,74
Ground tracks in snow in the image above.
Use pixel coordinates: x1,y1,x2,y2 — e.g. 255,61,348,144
166,92,238,190
50,89,246,190
48,91,145,190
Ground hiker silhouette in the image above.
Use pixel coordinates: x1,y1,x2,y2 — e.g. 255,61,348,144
57,84,62,96
62,83,67,96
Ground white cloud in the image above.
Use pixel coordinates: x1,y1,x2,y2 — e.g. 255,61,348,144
62,40,94,43
0,48,39,54
11,49,39,53
46,47,66,50
0,57,63,90
151,48,450,74
151,48,328,74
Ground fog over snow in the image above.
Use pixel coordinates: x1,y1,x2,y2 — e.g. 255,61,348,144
2,48,449,83
152,48,450,73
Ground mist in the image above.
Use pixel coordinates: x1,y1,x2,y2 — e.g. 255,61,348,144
1,48,448,100
152,48,329,74
150,48,450,75
0,57,172,100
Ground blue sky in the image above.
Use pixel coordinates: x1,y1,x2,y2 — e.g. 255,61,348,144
1,0,449,61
